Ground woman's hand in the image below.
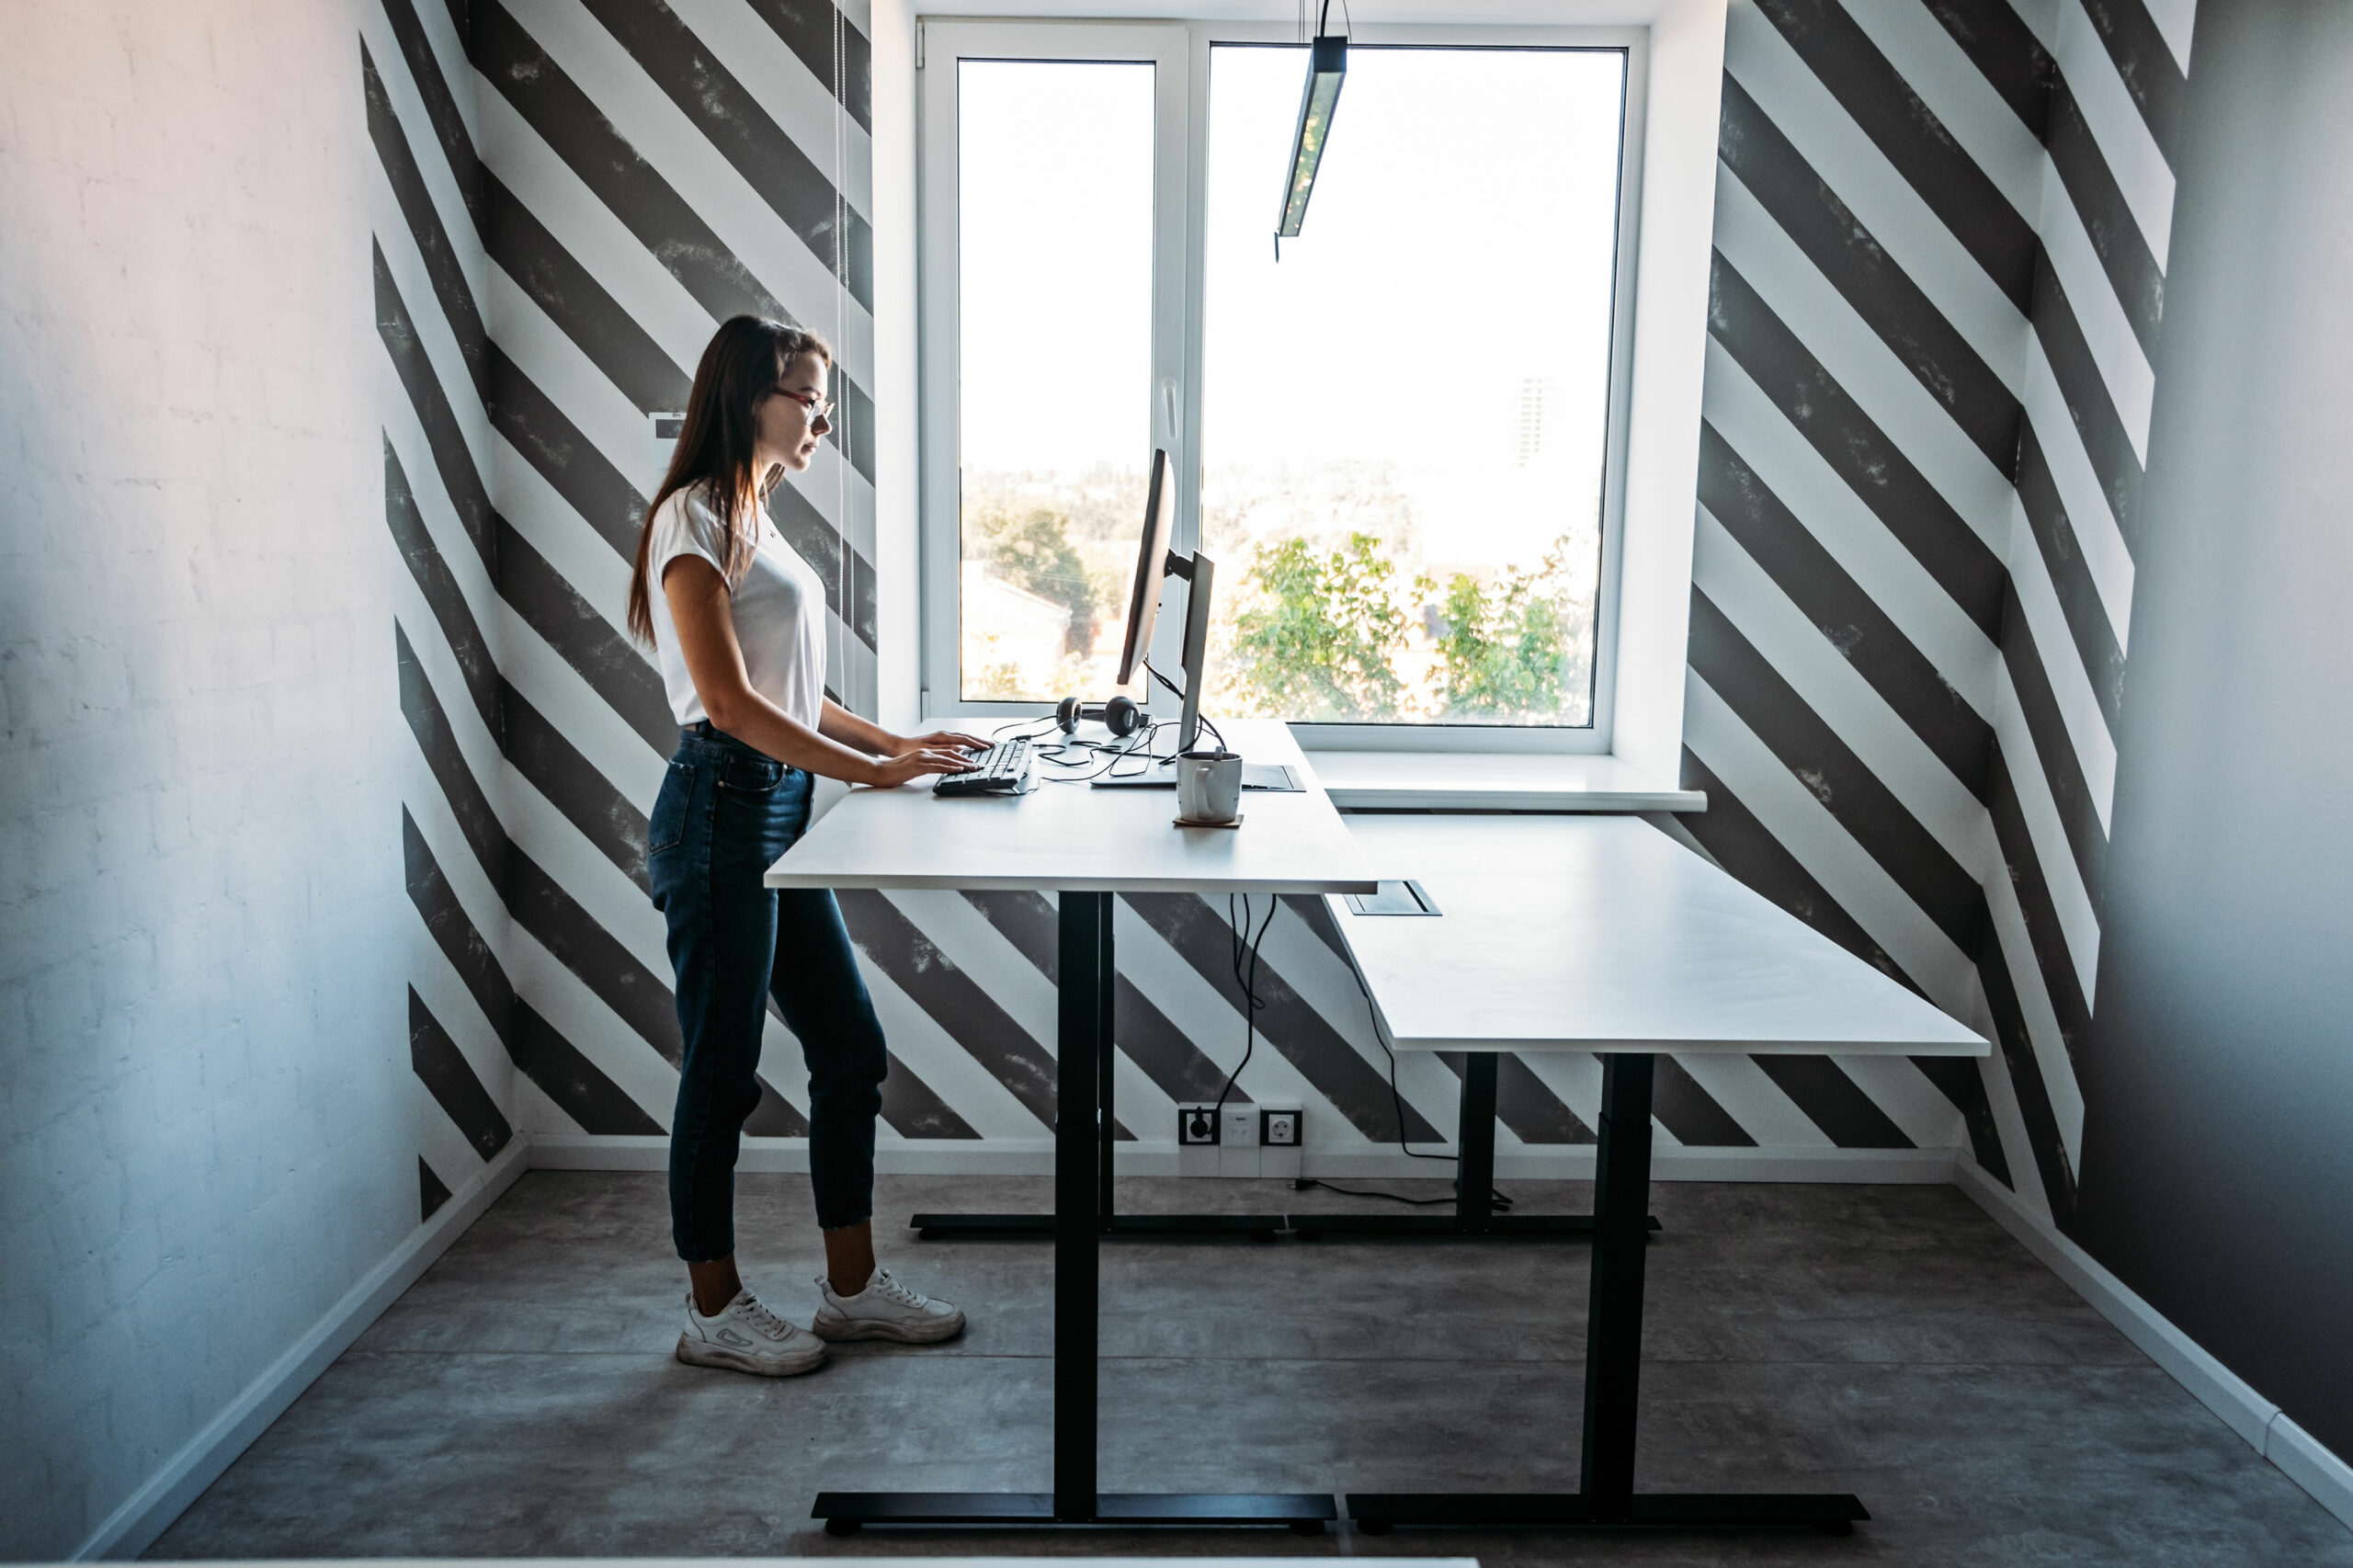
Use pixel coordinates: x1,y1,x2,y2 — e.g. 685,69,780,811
865,745,983,789
894,728,991,756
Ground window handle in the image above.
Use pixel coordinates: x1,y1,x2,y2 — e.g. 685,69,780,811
1158,375,1182,454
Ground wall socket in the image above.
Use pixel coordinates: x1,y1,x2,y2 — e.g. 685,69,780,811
1256,1106,1302,1180
1176,1104,1302,1176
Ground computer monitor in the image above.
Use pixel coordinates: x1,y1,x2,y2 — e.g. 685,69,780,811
1117,448,1176,687
1115,449,1217,754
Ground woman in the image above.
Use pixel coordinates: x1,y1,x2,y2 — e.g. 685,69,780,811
630,316,983,1378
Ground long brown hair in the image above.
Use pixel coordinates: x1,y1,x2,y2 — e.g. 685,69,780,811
628,316,833,646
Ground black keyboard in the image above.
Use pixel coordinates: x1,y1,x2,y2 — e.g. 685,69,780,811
933,736,1035,796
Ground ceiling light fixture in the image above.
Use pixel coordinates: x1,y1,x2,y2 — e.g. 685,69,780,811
1274,3,1347,256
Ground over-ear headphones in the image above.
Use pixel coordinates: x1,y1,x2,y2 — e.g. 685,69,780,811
1055,694,1144,739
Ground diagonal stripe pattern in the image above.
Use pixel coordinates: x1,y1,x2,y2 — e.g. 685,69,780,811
1683,0,2199,1222
371,0,2179,1186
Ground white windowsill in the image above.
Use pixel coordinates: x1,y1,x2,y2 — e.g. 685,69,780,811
1303,750,1705,813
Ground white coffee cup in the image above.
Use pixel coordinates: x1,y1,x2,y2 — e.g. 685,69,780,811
1176,749,1244,824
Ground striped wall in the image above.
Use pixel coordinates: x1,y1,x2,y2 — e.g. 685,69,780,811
1680,0,2196,1221
366,0,877,1207
367,0,2191,1203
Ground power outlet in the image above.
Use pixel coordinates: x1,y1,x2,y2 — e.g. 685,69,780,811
1176,1106,1220,1145
1258,1105,1303,1181
1219,1105,1260,1176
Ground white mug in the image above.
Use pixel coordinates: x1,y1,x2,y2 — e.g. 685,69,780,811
1176,749,1244,824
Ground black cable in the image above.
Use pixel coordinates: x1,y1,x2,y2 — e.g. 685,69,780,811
1305,932,1513,1213
1032,720,1170,784
1209,893,1278,1129
1293,1177,1455,1207
1142,658,1225,756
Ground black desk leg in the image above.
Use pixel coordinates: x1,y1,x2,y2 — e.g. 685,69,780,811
1457,1052,1499,1233
1345,1052,1867,1536
1055,892,1108,1519
1580,1051,1653,1515
1287,1053,1661,1241
908,895,1281,1244
1097,908,1116,1233
814,892,1332,1535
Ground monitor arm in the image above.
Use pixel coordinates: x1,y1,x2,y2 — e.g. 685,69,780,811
1157,548,1216,755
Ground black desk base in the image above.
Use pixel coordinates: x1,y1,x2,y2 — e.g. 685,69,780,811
815,1492,1333,1534
1289,1053,1660,1238
1346,1493,1864,1534
834,900,1864,1540
914,1054,1658,1243
1345,1054,1869,1536
912,1211,1285,1241
825,894,1320,1535
1293,1211,1635,1239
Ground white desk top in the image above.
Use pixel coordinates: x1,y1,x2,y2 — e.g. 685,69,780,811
766,719,1377,895
1329,815,1989,1057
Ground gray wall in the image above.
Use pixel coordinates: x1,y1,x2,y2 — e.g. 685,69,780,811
2071,0,2353,1464
0,0,427,1557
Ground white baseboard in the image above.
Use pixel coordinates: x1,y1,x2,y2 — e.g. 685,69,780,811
75,1137,530,1562
1955,1159,2353,1532
528,1135,1957,1185
1953,1158,2279,1447
2268,1414,2353,1533
1648,1145,1956,1183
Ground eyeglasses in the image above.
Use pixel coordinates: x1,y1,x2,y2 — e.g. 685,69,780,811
769,386,834,423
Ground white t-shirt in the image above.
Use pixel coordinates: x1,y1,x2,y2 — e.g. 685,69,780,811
643,483,829,733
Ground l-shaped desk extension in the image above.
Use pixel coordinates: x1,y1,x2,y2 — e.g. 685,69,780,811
766,720,1988,1536
1328,812,1986,1532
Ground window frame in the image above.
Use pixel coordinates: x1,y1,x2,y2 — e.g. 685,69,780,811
918,17,1650,755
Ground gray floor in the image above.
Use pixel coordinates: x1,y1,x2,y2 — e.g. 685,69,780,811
153,1171,2353,1565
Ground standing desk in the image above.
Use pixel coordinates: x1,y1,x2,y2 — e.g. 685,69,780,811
765,719,1374,1532
1326,813,1990,1535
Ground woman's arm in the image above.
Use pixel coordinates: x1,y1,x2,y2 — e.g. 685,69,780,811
820,699,989,760
663,557,974,787
816,700,901,756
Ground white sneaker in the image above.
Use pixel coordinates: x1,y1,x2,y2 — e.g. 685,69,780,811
812,1267,966,1344
676,1289,828,1377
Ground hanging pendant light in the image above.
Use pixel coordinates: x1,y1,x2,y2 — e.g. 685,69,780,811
1275,7,1347,249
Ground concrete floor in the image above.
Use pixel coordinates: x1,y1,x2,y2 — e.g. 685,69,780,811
153,1170,2353,1565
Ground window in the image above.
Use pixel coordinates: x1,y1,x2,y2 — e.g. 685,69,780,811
954,57,1157,704
921,20,1642,749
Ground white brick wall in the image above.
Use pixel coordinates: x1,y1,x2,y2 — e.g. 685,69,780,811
0,2,425,1556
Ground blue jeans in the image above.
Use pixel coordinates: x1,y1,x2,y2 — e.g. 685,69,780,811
648,722,888,1260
